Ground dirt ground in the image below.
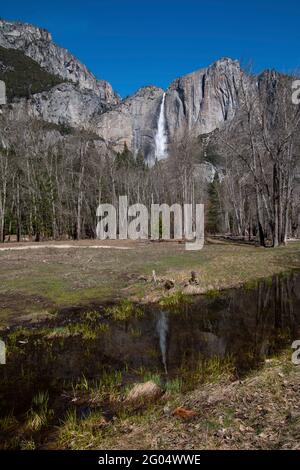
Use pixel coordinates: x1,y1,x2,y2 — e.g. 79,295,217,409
0,238,136,249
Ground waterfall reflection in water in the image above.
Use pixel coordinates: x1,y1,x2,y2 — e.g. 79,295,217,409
156,310,169,374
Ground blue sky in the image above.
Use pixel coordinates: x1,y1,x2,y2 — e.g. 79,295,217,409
1,0,300,97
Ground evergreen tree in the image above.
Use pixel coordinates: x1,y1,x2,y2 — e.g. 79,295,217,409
135,150,146,170
115,142,135,169
206,177,221,234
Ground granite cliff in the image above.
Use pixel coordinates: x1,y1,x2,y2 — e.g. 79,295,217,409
0,19,276,165
0,19,118,104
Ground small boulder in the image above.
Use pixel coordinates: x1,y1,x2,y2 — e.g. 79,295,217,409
126,381,163,404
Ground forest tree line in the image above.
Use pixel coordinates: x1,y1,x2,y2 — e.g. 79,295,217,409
0,71,299,246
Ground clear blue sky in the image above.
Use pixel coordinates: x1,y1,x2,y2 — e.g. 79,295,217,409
1,0,300,97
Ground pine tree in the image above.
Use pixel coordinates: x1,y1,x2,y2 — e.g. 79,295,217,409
206,177,221,234
135,150,146,170
115,142,135,169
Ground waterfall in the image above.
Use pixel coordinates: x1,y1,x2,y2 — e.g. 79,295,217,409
156,310,169,374
154,92,167,161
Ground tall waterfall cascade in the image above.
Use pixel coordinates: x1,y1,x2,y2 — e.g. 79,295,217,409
154,92,167,161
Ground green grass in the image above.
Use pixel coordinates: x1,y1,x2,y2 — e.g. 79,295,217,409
19,439,36,450
55,350,300,450
159,291,192,313
178,354,236,390
105,299,144,321
0,413,18,432
71,369,124,406
0,241,299,321
58,408,110,450
143,372,161,386
165,378,183,393
129,326,142,337
52,322,109,340
205,288,223,298
3,343,297,450
26,391,53,431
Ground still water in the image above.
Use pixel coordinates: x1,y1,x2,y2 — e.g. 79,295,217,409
0,271,299,419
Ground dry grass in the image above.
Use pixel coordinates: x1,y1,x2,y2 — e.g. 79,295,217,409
0,239,299,322
56,352,300,450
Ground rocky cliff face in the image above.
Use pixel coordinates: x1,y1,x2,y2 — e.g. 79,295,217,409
95,86,164,158
165,58,243,138
94,58,247,161
9,82,109,130
0,20,254,162
0,19,119,105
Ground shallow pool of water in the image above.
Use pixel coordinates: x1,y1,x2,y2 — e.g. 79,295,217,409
1,271,300,419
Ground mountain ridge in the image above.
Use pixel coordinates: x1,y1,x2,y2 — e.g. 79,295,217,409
0,18,119,104
0,18,290,162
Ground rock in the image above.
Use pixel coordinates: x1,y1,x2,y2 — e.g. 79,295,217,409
0,19,121,138
95,58,247,161
193,162,218,183
95,86,164,159
9,82,110,131
0,19,291,170
166,58,244,138
126,381,163,404
0,19,119,104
